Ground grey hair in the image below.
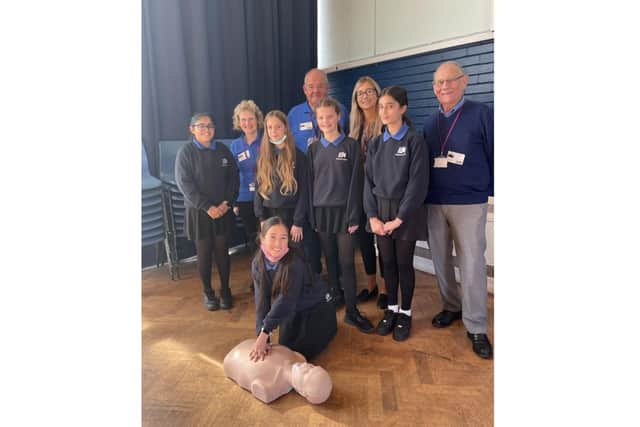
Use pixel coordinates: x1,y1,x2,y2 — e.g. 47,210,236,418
432,61,466,81
304,68,329,86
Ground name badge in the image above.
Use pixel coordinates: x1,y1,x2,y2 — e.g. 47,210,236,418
249,182,255,192
300,121,313,131
237,150,250,162
434,156,448,168
447,150,465,166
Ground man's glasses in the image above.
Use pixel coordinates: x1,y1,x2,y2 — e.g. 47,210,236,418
356,88,377,98
433,74,465,87
192,124,215,130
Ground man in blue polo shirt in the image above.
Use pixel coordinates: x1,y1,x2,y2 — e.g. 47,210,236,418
423,61,494,359
287,68,349,278
288,68,349,153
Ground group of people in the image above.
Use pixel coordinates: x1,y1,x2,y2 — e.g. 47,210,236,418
175,60,494,361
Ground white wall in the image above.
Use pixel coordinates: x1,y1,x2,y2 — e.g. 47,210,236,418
318,0,494,69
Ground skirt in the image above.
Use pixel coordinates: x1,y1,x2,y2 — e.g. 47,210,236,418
263,207,295,229
185,207,235,241
279,300,337,360
365,198,428,241
314,206,348,234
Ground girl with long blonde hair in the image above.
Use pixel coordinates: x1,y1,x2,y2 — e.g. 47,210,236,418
254,110,308,245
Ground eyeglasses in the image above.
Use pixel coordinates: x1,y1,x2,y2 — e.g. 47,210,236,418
192,124,215,130
356,88,377,98
433,74,465,87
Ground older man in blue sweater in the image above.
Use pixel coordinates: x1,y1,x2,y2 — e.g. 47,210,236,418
423,61,494,359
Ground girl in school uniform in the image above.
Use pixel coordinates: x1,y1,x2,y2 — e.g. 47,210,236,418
254,110,309,249
175,112,240,311
307,97,375,334
348,76,387,309
364,86,429,341
251,216,337,361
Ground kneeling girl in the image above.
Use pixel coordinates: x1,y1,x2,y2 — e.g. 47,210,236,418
251,217,337,361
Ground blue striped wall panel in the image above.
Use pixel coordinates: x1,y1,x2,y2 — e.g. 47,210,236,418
326,39,494,135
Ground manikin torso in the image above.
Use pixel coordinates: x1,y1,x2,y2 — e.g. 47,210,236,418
223,339,304,403
223,339,332,404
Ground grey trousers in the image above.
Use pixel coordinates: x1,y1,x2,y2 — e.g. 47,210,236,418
427,203,488,334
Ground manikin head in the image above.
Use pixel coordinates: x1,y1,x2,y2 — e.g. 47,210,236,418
290,362,332,404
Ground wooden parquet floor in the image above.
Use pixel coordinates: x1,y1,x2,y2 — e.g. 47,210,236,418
142,249,494,427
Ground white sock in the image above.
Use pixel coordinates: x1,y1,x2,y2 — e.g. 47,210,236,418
400,308,412,317
388,304,399,312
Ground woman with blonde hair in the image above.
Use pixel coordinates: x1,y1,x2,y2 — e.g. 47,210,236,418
230,100,264,253
349,76,387,309
254,110,309,248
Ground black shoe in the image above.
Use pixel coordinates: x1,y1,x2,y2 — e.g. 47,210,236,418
376,309,397,336
393,313,412,341
204,293,220,311
376,293,388,310
344,309,374,334
431,310,462,328
467,333,493,359
357,286,379,303
220,289,233,310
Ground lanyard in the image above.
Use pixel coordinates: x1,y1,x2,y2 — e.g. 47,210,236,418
310,111,320,138
436,106,464,156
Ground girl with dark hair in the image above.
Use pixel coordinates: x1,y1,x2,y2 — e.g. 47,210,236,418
175,112,240,311
364,86,429,341
307,97,374,334
251,217,337,361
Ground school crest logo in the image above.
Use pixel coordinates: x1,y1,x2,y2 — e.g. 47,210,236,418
336,151,348,161
394,146,407,156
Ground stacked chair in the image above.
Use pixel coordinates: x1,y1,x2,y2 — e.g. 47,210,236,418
158,140,190,279
142,144,178,278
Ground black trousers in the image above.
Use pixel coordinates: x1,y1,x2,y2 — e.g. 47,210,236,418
303,221,323,275
318,232,357,313
375,236,416,310
236,201,259,250
195,234,230,297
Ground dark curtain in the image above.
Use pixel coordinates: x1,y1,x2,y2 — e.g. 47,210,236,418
142,0,318,176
